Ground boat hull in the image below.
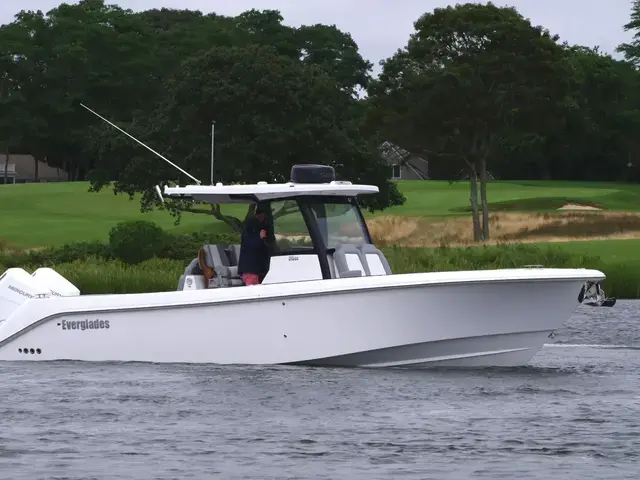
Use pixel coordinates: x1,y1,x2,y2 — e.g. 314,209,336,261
0,269,602,368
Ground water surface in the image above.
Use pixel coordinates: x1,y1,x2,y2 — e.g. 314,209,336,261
1,301,639,479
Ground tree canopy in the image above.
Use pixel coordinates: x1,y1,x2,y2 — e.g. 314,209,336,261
365,3,577,239
0,0,402,215
2,0,640,237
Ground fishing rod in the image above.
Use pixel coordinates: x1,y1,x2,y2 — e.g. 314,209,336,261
79,103,202,185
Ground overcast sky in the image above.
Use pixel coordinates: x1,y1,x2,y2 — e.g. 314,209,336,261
1,0,636,74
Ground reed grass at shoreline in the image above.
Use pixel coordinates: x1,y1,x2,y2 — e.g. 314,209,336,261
3,243,636,299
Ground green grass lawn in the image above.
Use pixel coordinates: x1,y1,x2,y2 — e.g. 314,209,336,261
2,179,640,248
0,182,239,248
377,179,640,217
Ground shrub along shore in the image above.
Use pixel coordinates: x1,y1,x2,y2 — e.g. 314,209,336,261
1,220,637,299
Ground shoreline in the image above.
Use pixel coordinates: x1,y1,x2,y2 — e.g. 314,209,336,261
2,241,637,299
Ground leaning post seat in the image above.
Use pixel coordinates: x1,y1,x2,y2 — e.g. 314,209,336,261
177,258,203,290
358,244,393,276
225,244,242,266
332,243,369,278
198,244,244,287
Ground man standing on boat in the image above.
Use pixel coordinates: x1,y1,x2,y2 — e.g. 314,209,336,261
238,204,271,285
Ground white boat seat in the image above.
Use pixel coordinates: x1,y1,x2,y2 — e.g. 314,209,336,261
184,258,203,276
177,258,203,290
358,244,393,276
198,244,244,287
333,243,368,278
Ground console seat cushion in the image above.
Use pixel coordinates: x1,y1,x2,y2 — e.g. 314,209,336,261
198,245,243,286
184,258,203,276
333,243,368,277
226,244,242,266
358,244,392,275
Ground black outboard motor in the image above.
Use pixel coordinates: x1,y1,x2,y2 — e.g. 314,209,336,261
579,281,617,308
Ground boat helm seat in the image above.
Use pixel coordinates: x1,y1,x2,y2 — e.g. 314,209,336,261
225,244,242,267
333,243,368,278
358,244,392,276
198,244,244,287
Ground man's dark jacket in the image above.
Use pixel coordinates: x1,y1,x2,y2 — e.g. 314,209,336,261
237,217,270,276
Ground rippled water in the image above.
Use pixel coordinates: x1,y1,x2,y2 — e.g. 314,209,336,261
1,301,639,479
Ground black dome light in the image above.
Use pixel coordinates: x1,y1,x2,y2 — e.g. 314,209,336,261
290,164,335,184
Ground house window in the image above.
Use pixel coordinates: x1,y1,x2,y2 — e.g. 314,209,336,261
391,164,401,179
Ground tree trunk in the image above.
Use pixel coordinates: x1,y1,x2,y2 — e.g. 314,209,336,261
468,166,482,242
479,156,489,241
35,156,40,181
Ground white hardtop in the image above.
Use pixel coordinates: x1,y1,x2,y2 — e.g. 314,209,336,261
163,181,380,203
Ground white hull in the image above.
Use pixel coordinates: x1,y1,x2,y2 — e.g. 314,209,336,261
0,268,604,368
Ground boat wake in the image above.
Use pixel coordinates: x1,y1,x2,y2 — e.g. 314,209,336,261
544,343,640,351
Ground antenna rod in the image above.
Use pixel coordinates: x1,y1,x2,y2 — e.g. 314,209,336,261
210,121,215,186
80,103,202,185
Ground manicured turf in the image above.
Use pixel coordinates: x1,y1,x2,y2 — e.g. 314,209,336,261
382,180,640,217
0,182,239,248
2,180,640,247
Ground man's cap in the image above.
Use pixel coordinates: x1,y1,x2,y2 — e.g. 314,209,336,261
255,204,267,214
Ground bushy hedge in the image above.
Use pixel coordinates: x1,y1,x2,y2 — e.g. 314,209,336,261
0,220,241,269
108,220,168,265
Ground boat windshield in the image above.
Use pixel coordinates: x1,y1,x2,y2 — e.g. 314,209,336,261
307,198,369,249
263,197,370,254
269,199,314,252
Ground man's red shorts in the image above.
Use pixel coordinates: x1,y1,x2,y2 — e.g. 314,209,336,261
242,273,261,285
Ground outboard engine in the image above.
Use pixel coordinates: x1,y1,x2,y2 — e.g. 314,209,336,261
0,268,52,324
579,280,616,308
32,267,80,297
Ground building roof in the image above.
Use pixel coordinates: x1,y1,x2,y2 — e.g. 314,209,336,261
380,141,413,165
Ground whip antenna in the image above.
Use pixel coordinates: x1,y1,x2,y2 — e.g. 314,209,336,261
80,103,201,185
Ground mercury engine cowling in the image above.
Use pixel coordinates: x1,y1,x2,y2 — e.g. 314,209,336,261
0,268,52,324
32,267,80,297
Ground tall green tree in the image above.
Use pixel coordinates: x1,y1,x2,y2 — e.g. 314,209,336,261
3,0,396,219
296,23,373,95
546,46,640,182
87,43,403,227
0,10,50,179
0,0,151,179
618,0,640,66
366,2,572,241
457,44,640,184
0,17,39,183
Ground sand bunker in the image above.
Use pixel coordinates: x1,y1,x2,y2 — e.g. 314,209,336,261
557,202,602,211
